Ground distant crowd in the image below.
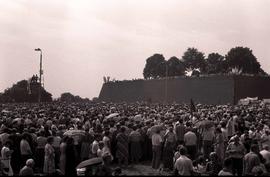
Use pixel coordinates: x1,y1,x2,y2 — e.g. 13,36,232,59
1,100,270,176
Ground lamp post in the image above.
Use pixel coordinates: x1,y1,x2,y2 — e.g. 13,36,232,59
35,48,42,103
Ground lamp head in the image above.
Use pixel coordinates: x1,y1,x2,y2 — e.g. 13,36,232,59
34,48,41,51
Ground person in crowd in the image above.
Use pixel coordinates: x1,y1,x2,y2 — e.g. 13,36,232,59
116,126,129,167
1,141,13,176
20,133,32,168
260,145,270,164
59,136,68,175
129,125,142,164
174,119,186,145
65,137,77,176
218,158,233,176
174,146,194,176
52,130,61,169
205,152,222,176
243,144,261,176
214,127,225,162
80,125,94,161
226,135,246,176
90,134,100,159
35,130,47,172
95,152,113,176
19,159,34,176
162,126,176,171
202,124,215,160
151,129,163,170
43,136,55,175
184,128,197,160
261,130,270,150
8,128,21,175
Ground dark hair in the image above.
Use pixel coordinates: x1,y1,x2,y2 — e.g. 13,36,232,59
179,146,187,155
120,126,126,133
223,158,232,168
250,144,259,153
47,136,54,144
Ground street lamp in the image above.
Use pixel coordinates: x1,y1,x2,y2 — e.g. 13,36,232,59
165,61,168,103
35,48,42,103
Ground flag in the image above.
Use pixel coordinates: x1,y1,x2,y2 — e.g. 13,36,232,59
190,98,196,115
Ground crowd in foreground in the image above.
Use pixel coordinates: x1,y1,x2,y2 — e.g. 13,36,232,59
0,100,270,176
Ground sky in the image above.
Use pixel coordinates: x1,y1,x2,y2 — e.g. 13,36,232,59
1,0,270,99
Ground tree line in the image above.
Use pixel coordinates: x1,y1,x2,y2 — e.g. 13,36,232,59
143,46,267,79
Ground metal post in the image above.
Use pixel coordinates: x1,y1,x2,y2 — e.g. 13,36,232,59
35,48,42,103
39,51,42,103
165,62,168,103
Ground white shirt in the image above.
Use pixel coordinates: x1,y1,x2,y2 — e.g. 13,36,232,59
152,133,162,146
174,155,193,176
184,131,197,146
260,149,270,164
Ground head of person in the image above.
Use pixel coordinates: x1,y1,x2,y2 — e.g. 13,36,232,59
209,152,218,161
215,127,222,134
179,146,187,156
264,145,270,151
251,144,259,154
120,126,126,133
98,141,104,149
223,158,233,170
47,136,54,145
26,159,35,168
102,152,112,165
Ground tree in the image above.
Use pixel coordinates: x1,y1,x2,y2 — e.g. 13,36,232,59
167,56,186,77
205,53,225,74
143,54,166,79
59,92,89,102
225,46,262,74
182,47,207,73
0,76,52,103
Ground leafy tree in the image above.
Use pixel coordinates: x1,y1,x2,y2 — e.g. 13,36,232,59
143,54,166,79
182,47,207,73
0,75,52,103
59,92,89,102
205,53,225,74
225,46,262,74
167,56,186,77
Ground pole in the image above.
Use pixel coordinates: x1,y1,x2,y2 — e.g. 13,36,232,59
39,51,42,103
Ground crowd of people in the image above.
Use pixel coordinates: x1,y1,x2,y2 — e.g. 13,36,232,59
0,100,270,176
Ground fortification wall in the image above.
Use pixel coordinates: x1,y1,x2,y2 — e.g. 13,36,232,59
99,76,235,104
234,76,270,104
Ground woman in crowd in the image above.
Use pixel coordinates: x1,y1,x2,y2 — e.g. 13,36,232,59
59,136,68,175
116,126,129,166
43,136,55,175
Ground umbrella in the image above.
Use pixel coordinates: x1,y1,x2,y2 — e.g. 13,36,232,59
105,113,120,121
25,118,32,125
64,129,85,137
197,120,214,129
12,118,22,124
76,157,103,169
1,110,10,113
151,125,163,133
133,114,143,122
72,118,81,123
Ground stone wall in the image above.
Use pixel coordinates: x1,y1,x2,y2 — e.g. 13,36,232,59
99,76,236,104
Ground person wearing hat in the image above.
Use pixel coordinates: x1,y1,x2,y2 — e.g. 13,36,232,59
19,159,34,176
226,135,246,176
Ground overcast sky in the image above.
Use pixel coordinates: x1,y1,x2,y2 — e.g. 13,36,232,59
1,0,270,99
